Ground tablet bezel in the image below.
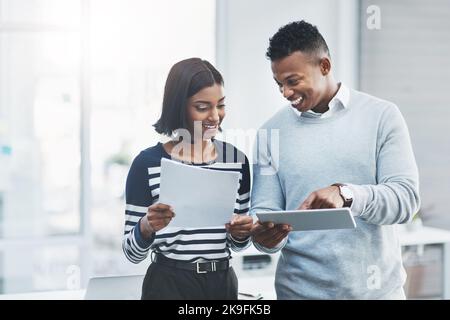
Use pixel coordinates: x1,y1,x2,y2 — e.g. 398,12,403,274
255,208,356,231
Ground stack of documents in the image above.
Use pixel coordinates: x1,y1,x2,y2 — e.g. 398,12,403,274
159,158,241,228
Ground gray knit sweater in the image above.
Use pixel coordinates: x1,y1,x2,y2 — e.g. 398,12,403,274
251,88,420,299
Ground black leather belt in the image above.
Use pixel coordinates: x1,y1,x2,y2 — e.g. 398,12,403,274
152,253,230,273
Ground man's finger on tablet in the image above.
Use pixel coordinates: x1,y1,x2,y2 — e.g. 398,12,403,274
298,193,315,210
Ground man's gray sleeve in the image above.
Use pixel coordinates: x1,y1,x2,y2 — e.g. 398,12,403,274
348,104,421,225
250,130,288,253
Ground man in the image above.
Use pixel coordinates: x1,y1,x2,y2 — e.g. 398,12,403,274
250,20,420,299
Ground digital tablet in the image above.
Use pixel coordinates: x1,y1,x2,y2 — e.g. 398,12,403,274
255,208,356,231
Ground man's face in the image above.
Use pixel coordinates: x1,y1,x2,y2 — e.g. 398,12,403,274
271,51,329,113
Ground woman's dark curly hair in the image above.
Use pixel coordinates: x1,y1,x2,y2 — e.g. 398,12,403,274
266,20,330,62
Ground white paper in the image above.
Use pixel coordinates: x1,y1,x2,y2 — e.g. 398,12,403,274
158,158,241,228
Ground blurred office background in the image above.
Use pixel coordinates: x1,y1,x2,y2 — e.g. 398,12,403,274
0,0,449,299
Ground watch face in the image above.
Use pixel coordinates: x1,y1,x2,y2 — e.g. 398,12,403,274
341,186,353,200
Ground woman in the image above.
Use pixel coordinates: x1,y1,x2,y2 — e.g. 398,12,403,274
122,58,253,300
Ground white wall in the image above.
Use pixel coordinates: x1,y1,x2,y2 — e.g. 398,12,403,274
215,0,359,157
359,0,450,228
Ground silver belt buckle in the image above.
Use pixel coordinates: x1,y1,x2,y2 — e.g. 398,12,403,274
196,261,216,273
196,262,207,274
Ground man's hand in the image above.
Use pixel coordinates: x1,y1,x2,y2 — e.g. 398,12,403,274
251,221,292,249
226,214,253,240
140,203,175,239
298,185,344,210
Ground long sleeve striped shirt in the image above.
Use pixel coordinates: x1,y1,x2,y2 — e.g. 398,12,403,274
122,140,251,264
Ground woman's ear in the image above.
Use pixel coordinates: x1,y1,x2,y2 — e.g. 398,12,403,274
319,57,331,76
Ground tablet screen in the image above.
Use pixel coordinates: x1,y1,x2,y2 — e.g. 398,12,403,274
256,208,356,231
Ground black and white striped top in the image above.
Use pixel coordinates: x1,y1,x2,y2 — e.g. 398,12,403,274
122,140,251,264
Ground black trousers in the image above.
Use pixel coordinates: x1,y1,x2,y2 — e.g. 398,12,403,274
141,262,238,300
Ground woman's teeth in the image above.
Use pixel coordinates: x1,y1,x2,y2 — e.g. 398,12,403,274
291,96,303,106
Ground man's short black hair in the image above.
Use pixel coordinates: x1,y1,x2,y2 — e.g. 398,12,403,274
154,58,224,136
266,20,330,62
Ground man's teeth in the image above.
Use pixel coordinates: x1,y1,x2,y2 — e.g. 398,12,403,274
203,124,217,129
291,97,303,106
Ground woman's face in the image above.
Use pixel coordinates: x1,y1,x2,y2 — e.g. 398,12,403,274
186,83,225,140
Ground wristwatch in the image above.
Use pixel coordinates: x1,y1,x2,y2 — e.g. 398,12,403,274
332,183,354,208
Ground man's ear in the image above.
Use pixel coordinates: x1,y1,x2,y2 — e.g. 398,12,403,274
319,57,331,76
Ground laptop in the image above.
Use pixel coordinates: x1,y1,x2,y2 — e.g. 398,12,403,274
84,275,145,300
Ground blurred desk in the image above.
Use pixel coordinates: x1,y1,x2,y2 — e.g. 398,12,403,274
1,226,449,300
0,290,85,300
232,245,278,300
235,226,450,300
397,225,450,299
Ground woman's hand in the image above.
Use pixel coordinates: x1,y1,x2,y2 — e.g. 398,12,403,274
226,214,254,240
140,203,175,239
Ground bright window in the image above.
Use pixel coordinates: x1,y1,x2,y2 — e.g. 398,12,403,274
0,0,216,293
